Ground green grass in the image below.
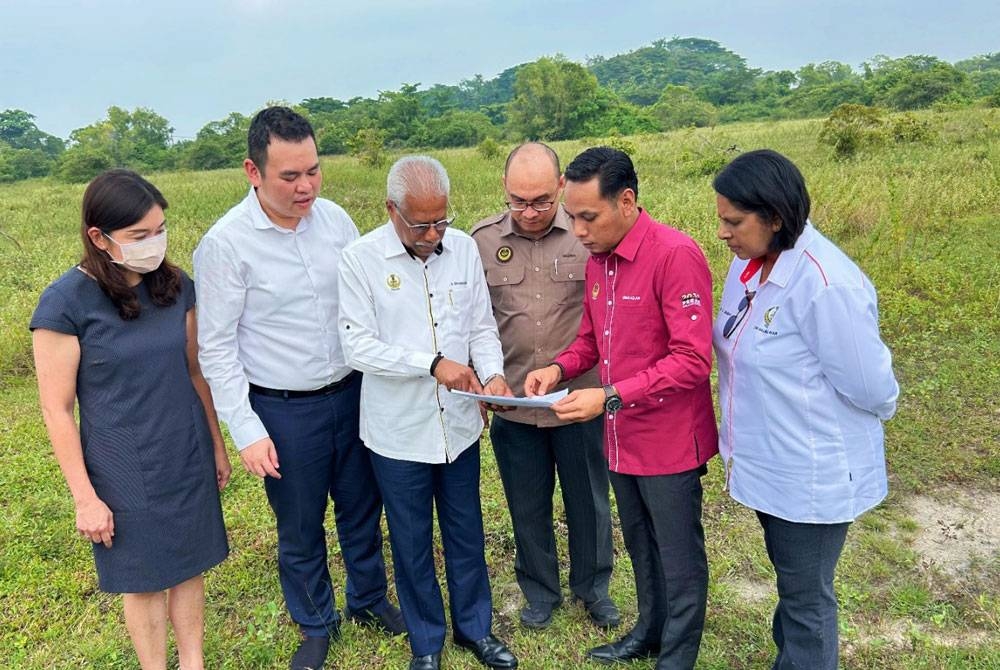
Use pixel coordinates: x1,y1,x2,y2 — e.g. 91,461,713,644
1,107,998,668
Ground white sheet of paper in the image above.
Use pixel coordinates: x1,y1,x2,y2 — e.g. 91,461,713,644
449,388,569,408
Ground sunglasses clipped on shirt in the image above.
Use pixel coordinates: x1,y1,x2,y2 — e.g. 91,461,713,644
723,289,756,339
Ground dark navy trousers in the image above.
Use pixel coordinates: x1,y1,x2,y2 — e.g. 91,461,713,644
250,373,389,637
370,443,493,656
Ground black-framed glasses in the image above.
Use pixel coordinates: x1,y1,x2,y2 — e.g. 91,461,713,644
392,202,456,233
505,200,555,212
723,290,756,339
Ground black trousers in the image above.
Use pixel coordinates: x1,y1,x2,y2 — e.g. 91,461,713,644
491,415,613,605
609,465,708,670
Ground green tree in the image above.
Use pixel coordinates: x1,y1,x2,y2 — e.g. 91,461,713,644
417,110,497,148
864,56,970,110
185,112,249,170
377,83,426,146
507,56,602,140
64,106,173,171
651,85,719,129
0,109,65,158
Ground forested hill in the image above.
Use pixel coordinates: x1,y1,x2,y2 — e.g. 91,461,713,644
2,37,999,183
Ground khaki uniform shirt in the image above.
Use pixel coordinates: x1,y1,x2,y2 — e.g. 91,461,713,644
471,205,599,427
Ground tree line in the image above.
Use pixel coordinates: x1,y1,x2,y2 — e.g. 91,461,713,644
3,37,998,183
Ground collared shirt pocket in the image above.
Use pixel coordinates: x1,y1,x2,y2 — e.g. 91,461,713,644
619,303,657,357
485,265,527,311
551,262,586,305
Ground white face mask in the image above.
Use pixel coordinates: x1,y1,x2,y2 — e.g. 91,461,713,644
104,230,168,274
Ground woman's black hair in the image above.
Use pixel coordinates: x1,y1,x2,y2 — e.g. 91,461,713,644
713,149,810,251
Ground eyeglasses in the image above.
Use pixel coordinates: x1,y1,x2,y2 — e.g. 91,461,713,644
392,202,455,233
506,200,555,212
722,290,756,339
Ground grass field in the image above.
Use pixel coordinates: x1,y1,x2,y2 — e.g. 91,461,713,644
1,107,998,669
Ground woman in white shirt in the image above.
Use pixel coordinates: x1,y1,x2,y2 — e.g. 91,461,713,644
712,149,898,670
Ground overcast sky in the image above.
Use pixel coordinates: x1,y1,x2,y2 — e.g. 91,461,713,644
2,0,997,140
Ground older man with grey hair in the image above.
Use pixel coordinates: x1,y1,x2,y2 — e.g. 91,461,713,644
338,156,518,670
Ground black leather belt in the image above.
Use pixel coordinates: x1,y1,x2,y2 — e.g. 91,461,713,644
249,371,359,399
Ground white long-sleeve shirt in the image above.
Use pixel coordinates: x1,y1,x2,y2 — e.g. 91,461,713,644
338,223,504,464
713,223,899,524
193,188,359,450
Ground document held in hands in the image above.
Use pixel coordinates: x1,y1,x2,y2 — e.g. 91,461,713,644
449,388,569,408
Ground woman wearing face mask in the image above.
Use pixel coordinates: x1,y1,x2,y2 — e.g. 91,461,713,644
712,150,898,669
30,169,229,670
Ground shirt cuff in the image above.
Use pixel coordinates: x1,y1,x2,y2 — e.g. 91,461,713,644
230,416,270,451
612,376,645,406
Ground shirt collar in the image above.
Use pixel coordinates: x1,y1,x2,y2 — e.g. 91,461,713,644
766,221,817,288
247,187,311,234
499,203,572,239
609,208,653,262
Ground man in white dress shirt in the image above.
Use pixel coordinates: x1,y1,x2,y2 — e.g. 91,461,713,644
338,156,518,670
194,106,401,670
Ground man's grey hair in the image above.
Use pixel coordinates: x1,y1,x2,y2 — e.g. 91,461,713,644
386,155,450,205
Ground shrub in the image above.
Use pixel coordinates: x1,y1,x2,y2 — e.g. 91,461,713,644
819,104,888,159
55,145,114,182
349,128,387,168
890,113,936,144
604,134,637,156
477,137,503,161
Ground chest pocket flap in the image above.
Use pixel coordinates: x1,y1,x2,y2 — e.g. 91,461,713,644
486,265,525,287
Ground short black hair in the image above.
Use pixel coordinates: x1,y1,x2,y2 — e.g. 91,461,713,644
564,146,638,201
247,106,315,174
713,149,810,252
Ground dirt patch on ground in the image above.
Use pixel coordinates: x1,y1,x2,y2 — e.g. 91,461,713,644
905,488,1000,577
847,619,992,655
727,577,773,604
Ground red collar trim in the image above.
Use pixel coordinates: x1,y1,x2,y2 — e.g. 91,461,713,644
740,256,765,285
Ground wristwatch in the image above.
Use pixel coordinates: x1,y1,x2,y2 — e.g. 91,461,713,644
603,385,623,413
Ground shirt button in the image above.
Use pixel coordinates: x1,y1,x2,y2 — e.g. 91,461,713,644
534,266,540,272
608,270,614,275
537,347,542,352
603,359,609,364
604,330,610,335
607,300,612,305
535,293,542,299
536,321,542,326
568,273,574,278
503,277,508,282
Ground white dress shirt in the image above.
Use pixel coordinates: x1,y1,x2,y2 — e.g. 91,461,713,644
338,222,504,464
193,188,359,450
713,223,899,524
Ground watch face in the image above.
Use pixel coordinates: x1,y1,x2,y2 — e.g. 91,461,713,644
605,396,623,413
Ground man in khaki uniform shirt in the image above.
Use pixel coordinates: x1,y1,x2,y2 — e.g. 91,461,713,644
471,142,618,630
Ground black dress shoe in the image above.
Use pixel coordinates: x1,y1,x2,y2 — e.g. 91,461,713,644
290,635,330,670
520,599,560,629
345,602,407,635
575,596,621,629
586,632,658,664
454,634,518,668
409,652,441,670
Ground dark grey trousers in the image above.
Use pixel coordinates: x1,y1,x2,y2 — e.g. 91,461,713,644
609,465,708,670
756,511,850,670
490,415,613,605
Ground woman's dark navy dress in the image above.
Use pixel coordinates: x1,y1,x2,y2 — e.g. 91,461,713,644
30,268,228,593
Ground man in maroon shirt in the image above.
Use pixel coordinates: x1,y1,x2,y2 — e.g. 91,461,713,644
525,146,718,669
